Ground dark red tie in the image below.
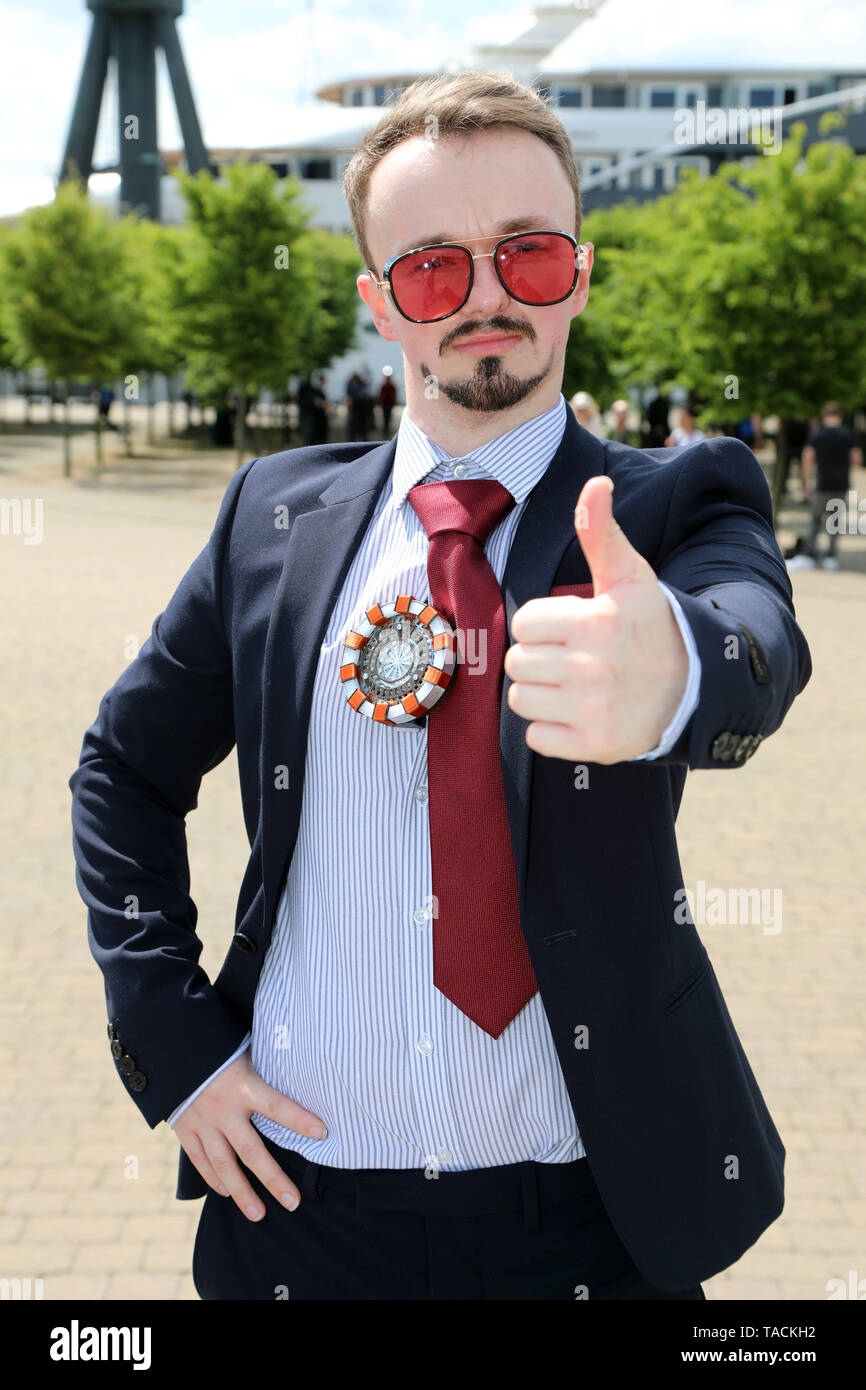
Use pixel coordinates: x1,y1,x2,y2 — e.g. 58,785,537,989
407,477,538,1038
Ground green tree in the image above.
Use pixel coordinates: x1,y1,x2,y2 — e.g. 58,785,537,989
591,123,866,510
171,161,325,464
295,227,362,373
1,179,142,474
564,199,658,411
115,216,190,449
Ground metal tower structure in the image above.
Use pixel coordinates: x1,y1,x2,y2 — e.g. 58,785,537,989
59,0,210,221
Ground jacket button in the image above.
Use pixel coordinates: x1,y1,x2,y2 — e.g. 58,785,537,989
129,1071,147,1092
110,1039,123,1059
118,1054,136,1075
107,1023,117,1041
743,734,762,760
232,932,257,955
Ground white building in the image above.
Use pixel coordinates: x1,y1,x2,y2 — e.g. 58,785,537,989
106,1,866,398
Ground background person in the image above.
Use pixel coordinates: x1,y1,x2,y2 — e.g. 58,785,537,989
568,388,606,437
665,403,706,450
799,402,862,570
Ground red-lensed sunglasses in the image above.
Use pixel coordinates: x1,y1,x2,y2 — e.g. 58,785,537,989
368,230,588,324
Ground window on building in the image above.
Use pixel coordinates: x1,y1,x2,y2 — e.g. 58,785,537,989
653,165,666,191
749,87,776,106
351,88,364,106
300,157,333,180
707,85,723,106
372,84,387,105
269,163,289,178
807,82,825,99
649,89,676,108
557,87,583,107
684,92,699,109
591,85,626,108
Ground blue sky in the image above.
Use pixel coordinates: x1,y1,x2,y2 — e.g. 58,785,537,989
1,0,864,215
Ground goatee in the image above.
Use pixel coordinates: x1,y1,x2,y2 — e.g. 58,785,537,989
421,349,554,413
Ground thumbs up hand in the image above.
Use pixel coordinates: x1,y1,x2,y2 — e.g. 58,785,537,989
504,475,689,762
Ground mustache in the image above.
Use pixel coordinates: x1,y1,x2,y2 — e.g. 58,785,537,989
439,314,536,354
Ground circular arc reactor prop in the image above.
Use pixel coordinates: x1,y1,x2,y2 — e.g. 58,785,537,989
340,595,457,726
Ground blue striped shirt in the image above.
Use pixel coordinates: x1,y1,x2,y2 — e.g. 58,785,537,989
168,394,700,1172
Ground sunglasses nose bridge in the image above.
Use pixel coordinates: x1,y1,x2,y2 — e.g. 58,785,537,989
464,246,514,310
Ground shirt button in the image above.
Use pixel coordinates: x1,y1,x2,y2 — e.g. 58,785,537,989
413,906,429,925
453,463,469,478
437,1148,452,1164
415,785,428,803
416,1035,434,1055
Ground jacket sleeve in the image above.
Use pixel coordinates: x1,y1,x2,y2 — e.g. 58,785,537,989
69,457,259,1128
648,436,812,768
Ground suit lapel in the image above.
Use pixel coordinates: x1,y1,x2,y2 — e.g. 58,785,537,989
260,437,398,927
499,410,605,913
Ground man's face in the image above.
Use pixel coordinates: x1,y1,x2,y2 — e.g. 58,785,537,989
357,127,593,416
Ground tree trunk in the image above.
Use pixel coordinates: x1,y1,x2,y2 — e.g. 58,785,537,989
166,375,176,435
95,398,103,467
123,393,134,457
174,377,184,435
146,374,156,445
62,386,71,478
771,418,790,520
234,389,248,469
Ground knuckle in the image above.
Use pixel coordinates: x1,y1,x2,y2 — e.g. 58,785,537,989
233,1137,261,1168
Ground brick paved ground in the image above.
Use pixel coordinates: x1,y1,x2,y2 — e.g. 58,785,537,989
0,411,863,1301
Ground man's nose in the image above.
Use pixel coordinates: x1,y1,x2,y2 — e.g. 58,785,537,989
460,250,513,318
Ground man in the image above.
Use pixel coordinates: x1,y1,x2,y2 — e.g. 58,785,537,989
569,388,605,437
607,398,638,447
665,403,706,450
70,71,811,1301
797,402,862,570
378,366,398,435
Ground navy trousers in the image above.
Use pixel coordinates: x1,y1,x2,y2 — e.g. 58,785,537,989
192,1129,706,1301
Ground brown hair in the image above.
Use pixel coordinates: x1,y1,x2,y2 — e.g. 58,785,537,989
342,71,582,274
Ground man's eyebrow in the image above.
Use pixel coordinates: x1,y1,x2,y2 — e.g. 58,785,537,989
390,217,556,260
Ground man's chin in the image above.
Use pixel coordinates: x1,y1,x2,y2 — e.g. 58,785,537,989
432,355,553,414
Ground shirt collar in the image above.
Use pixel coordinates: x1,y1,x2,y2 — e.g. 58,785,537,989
391,393,568,510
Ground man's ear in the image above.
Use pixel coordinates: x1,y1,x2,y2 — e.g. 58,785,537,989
357,271,401,342
569,241,594,322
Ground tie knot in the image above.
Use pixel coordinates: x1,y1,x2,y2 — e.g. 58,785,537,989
407,478,516,547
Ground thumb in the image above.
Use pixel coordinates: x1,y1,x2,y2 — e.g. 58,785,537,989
574,476,649,597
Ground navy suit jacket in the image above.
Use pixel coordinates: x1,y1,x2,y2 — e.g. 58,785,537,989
69,410,812,1290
